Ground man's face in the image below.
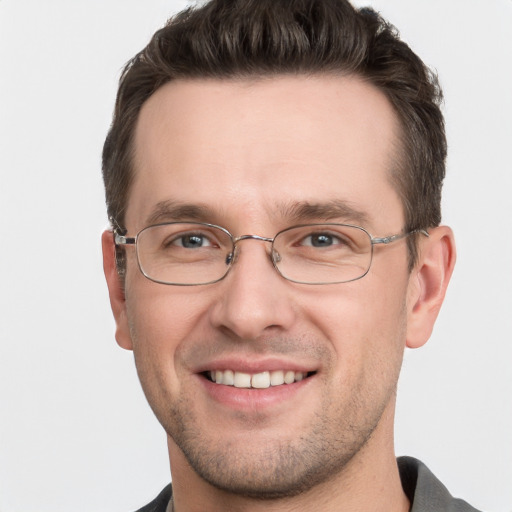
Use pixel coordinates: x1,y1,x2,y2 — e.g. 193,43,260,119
114,75,417,497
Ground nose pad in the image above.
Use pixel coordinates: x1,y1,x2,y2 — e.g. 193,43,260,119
225,243,241,266
272,248,282,264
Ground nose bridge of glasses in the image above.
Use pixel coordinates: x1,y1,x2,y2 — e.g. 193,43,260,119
233,234,274,244
226,234,277,266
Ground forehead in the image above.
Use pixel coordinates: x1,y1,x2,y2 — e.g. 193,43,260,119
128,75,402,232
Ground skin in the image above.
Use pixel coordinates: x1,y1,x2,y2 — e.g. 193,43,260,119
103,75,456,512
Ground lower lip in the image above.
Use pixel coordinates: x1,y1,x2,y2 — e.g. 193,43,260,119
198,374,314,410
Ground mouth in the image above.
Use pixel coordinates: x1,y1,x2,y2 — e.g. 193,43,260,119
203,369,316,389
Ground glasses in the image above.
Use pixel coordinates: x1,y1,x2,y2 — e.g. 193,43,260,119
114,222,428,286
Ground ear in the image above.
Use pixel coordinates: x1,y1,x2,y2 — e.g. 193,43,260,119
101,230,133,350
406,226,456,349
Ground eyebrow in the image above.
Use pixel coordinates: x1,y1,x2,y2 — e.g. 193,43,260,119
145,200,216,225
277,200,370,226
145,198,370,228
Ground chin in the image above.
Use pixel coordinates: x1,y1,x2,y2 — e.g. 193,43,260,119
166,408,378,500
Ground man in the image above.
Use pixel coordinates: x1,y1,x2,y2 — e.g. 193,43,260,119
101,0,476,510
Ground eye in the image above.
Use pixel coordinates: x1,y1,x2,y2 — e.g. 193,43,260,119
301,233,344,248
170,233,214,249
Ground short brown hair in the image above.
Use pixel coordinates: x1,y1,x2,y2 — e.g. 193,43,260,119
103,0,446,267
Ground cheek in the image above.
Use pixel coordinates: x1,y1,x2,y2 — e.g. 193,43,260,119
125,261,211,338
124,278,212,391
298,276,408,373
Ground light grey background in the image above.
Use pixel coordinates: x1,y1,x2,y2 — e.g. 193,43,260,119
0,1,511,511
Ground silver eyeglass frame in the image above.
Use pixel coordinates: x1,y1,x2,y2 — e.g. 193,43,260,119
114,222,429,286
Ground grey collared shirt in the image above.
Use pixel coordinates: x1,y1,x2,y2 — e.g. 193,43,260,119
398,456,482,512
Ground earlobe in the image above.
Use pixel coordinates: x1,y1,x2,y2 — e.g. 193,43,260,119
101,230,134,351
406,226,456,349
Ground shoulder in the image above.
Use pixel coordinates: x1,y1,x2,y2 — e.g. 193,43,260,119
398,456,482,512
133,484,173,512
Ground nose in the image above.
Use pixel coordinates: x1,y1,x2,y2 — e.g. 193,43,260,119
209,238,296,340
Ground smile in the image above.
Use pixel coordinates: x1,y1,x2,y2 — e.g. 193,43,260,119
206,370,314,389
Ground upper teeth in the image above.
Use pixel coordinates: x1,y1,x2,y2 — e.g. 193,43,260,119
210,370,306,389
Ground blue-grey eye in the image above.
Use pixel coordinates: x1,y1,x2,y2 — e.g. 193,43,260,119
300,233,342,248
175,234,213,248
309,234,334,247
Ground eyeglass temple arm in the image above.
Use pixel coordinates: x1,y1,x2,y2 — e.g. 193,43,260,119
114,233,136,246
371,229,429,246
